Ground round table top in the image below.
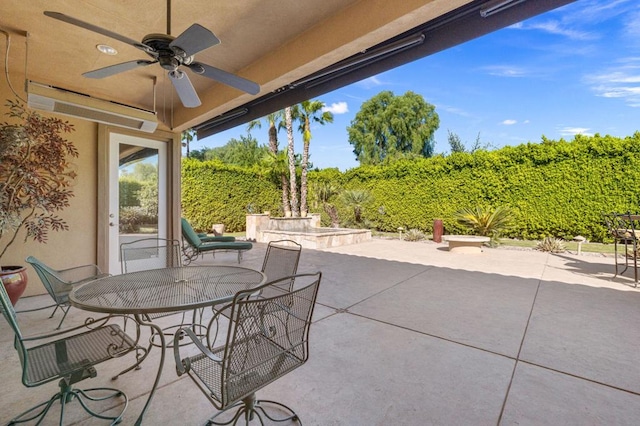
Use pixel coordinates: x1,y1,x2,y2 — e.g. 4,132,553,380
70,266,266,315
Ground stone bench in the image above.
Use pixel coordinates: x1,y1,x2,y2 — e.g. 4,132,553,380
443,235,490,253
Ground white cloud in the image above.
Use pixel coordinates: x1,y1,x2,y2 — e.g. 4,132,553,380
584,60,640,107
356,76,384,89
483,65,529,78
559,127,593,137
322,101,349,114
502,119,517,125
437,103,472,117
519,20,597,41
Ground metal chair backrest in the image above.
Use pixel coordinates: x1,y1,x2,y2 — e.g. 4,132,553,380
120,238,182,274
221,272,321,405
0,279,24,342
26,256,105,304
607,212,638,242
261,240,302,293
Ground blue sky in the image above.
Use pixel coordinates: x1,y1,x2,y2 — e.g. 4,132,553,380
193,0,640,171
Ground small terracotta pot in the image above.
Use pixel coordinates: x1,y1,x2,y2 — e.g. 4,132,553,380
1,265,28,306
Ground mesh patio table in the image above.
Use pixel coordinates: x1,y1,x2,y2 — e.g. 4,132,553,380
70,265,265,426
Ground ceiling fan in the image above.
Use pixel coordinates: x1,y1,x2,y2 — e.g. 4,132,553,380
43,7,260,108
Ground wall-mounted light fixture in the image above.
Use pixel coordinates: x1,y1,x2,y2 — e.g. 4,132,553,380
480,0,526,18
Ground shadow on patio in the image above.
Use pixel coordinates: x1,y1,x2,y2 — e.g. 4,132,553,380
2,240,640,425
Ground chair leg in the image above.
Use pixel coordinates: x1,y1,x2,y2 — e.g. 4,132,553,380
7,383,128,425
55,305,71,330
207,394,300,426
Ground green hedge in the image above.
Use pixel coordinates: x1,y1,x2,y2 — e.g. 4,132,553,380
181,159,280,233
182,133,640,241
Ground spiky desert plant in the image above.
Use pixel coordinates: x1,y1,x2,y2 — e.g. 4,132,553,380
535,237,566,253
404,228,426,242
340,189,372,224
454,205,513,245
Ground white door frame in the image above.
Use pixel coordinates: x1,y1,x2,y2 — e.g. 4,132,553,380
97,125,180,274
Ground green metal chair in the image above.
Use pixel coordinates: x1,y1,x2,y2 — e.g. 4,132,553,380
0,277,140,425
181,218,253,264
25,256,110,329
174,272,321,426
120,237,201,348
603,212,639,286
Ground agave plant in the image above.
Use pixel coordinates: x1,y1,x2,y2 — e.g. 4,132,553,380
454,205,513,245
535,237,566,253
404,228,426,242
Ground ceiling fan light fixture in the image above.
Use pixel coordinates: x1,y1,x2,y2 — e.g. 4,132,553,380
96,44,117,55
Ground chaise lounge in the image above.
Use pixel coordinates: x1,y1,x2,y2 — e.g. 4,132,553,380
181,218,252,264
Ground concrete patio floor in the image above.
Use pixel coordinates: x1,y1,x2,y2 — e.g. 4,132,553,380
2,239,640,425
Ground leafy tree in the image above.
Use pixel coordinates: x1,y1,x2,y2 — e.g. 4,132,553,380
447,129,466,153
204,135,268,167
189,148,206,161
347,91,439,165
447,130,491,154
292,100,334,215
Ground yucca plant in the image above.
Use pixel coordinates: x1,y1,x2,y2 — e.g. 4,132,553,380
535,237,566,253
454,205,513,246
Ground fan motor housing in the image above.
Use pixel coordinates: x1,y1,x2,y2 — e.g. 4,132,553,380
142,34,193,70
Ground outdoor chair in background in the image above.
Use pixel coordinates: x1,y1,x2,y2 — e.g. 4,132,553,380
212,240,302,320
181,218,253,265
603,212,639,287
182,217,236,243
0,280,139,425
25,256,110,329
174,272,321,426
120,237,199,347
261,240,302,284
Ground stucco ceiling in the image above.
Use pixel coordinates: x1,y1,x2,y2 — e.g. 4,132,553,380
2,1,573,133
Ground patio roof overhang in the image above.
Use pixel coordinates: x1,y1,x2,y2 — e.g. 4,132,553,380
195,0,576,138
4,0,575,136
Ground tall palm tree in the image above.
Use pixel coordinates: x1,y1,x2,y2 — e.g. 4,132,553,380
284,106,299,216
293,100,334,215
247,112,291,216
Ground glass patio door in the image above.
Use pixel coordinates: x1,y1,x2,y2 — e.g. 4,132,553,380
108,133,167,273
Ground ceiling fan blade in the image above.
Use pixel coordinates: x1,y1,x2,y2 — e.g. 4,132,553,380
188,62,260,95
44,11,151,53
169,70,202,108
83,60,156,79
169,24,220,57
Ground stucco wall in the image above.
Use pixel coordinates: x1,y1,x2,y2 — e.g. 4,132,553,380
1,78,100,297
